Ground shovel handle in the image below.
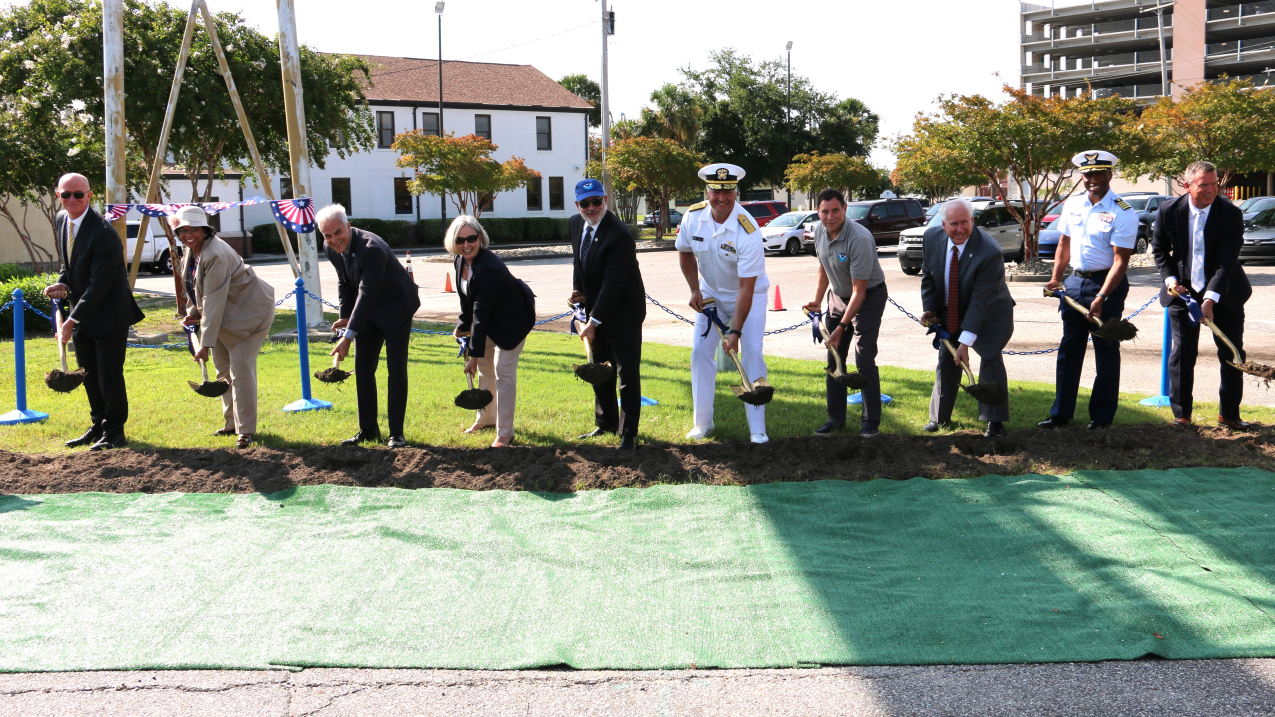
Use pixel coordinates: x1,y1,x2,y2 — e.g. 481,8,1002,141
582,335,595,364
199,357,211,383
466,371,476,390
1167,286,1242,365
803,306,850,377
54,304,68,372
941,338,978,386
1048,288,1104,328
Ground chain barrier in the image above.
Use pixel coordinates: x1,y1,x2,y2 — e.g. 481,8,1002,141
643,293,809,336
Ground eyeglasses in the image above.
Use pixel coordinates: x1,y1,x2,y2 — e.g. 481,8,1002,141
59,191,86,200
578,196,604,208
175,227,203,236
456,233,481,244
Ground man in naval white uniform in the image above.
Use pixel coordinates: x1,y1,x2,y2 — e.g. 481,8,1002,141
675,163,771,444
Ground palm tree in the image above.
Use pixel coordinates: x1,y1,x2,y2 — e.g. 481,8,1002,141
638,84,703,150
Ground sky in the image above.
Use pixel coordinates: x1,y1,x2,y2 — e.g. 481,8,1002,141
5,0,1029,166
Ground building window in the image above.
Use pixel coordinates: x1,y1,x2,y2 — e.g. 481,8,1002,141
480,195,494,213
421,112,439,137
393,177,412,215
475,114,491,140
331,178,351,215
280,177,293,200
536,116,552,150
526,176,543,211
548,176,564,210
377,111,395,148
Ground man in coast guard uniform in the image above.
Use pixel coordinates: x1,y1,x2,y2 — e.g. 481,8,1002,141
675,163,771,444
1040,150,1139,430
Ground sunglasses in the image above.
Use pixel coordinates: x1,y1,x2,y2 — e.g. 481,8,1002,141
175,227,204,236
578,196,604,208
59,191,86,200
456,233,481,244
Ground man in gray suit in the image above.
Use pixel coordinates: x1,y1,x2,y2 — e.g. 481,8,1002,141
919,198,1016,437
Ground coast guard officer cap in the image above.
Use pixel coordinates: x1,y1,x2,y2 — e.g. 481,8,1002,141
1072,150,1118,174
575,178,605,202
699,163,746,190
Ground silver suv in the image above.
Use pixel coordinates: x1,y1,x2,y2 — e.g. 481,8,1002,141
896,202,1025,274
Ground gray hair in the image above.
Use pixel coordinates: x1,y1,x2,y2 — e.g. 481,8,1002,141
443,215,490,255
1183,161,1217,184
315,204,349,229
941,197,974,223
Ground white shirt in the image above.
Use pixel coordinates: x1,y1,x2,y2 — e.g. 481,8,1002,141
1060,190,1138,271
943,237,977,348
1164,202,1221,303
675,202,769,315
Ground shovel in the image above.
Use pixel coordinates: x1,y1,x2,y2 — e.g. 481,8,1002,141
1046,288,1138,342
923,319,1008,407
44,303,86,393
183,326,230,398
314,353,352,383
573,335,617,386
702,298,774,406
802,306,868,390
453,331,494,410
1170,287,1275,382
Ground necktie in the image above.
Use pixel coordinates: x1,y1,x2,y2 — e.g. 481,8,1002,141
1190,210,1206,293
65,219,75,265
947,246,960,335
581,225,595,266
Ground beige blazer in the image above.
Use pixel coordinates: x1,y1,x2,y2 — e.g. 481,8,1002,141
182,236,276,349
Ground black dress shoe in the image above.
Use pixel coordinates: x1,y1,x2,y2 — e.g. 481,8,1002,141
814,419,845,435
922,421,949,433
578,427,617,440
65,427,103,448
618,436,637,450
387,435,407,449
984,422,1007,438
342,431,380,446
89,433,127,451
1087,421,1111,430
1037,416,1069,429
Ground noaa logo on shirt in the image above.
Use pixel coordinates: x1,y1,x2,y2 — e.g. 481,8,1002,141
838,253,848,262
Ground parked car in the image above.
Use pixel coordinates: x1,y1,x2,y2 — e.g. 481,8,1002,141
761,210,819,256
642,209,682,229
741,200,788,228
924,201,946,222
1241,196,1275,223
844,198,926,246
1040,200,1065,225
1241,208,1275,261
896,204,988,275
1119,194,1173,241
123,220,173,274
1037,216,1064,260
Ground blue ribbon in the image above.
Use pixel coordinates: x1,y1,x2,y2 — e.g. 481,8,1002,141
181,324,198,357
925,321,953,341
455,334,471,358
1047,289,1069,314
701,304,730,338
1181,294,1203,323
568,303,589,335
808,310,824,344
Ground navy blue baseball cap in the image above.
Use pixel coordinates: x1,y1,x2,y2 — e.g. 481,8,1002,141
575,178,605,202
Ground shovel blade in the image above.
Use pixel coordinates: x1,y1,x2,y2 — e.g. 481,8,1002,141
962,381,1008,407
190,379,231,398
45,369,86,393
573,361,616,386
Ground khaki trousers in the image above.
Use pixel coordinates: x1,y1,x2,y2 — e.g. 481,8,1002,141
211,330,268,434
473,339,525,438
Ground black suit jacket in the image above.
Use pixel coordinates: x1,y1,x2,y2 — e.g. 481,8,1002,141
454,247,535,357
55,207,144,337
919,226,1015,344
324,228,420,334
570,211,646,331
1152,195,1251,308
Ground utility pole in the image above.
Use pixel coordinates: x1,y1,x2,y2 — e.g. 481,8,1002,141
1141,1,1175,194
436,2,446,224
785,41,792,210
277,0,323,327
600,1,616,213
103,0,126,250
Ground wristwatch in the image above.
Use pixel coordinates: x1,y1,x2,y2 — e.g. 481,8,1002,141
1096,292,1108,299
727,329,742,338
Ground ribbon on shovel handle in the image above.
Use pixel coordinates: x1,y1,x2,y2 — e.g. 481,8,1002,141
808,309,824,344
568,303,589,335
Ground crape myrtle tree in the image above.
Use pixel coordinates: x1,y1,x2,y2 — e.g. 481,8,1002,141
606,137,703,239
784,152,878,203
892,131,985,203
395,132,539,218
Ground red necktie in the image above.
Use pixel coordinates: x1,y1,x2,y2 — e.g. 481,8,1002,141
947,246,960,335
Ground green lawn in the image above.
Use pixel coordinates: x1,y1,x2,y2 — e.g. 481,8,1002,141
0,301,1270,453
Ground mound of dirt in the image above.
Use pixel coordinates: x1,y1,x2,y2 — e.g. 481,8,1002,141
2,424,1272,496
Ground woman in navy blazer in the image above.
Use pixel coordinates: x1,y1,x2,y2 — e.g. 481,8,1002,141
450,216,535,446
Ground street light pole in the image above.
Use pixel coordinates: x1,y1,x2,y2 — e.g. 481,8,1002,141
436,2,446,223
600,2,615,213
1140,1,1174,97
785,40,792,210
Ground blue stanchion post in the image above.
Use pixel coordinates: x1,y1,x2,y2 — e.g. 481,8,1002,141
849,393,893,406
282,277,333,413
1140,306,1172,407
0,289,49,425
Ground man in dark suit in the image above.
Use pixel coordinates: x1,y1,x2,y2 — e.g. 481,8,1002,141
567,179,646,450
320,205,421,447
1151,160,1253,429
919,198,1016,438
44,172,145,450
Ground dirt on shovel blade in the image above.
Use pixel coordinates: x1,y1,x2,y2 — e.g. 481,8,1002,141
1234,361,1275,384
454,388,493,410
314,368,352,383
738,384,775,406
830,371,870,390
963,381,1008,407
1092,319,1138,342
44,369,86,393
573,362,616,386
188,379,231,398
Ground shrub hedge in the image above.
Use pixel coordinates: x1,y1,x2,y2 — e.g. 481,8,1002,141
0,272,59,338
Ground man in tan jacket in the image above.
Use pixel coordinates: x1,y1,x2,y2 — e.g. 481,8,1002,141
173,206,276,447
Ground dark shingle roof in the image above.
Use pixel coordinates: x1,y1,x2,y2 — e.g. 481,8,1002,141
352,55,593,111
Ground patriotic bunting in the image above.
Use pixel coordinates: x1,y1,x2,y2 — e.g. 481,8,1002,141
270,198,316,234
105,195,270,220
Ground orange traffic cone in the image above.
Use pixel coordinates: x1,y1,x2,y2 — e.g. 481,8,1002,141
443,273,455,293
769,285,786,311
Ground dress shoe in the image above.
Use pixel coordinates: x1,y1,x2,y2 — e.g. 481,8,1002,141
922,421,949,433
750,433,770,444
1086,421,1111,430
214,428,237,437
578,427,617,440
984,422,1007,438
342,431,381,446
859,425,880,438
1171,417,1193,428
89,433,127,451
387,435,407,449
813,419,845,436
618,436,637,450
1037,416,1069,429
686,424,715,440
1218,416,1254,430
65,427,103,448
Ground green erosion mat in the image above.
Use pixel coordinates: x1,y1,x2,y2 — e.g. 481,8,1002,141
1,467,1273,672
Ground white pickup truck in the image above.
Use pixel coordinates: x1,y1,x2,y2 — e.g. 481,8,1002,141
123,220,175,275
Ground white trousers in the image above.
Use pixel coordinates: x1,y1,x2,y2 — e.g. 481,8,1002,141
690,291,768,434
473,339,525,438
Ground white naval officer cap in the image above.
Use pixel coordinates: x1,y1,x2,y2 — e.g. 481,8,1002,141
699,163,746,190
1072,150,1118,174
